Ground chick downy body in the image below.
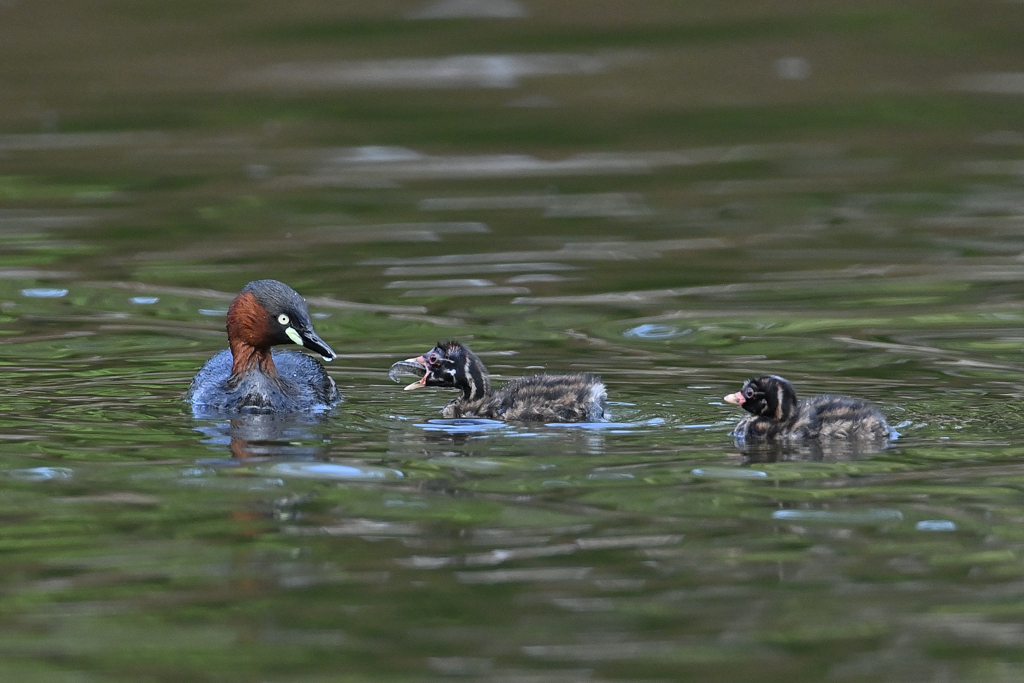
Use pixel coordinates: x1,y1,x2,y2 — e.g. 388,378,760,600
724,375,888,441
389,340,608,423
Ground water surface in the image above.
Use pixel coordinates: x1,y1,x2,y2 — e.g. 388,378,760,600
4,2,1024,681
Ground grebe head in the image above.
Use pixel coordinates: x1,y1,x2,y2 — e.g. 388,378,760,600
388,340,490,401
724,375,798,421
227,279,336,361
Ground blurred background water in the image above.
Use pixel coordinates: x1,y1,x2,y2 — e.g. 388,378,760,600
3,1,1024,681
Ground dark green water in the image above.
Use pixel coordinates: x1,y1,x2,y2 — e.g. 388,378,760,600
4,2,1024,681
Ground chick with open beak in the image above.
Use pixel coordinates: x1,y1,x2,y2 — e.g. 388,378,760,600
388,340,608,422
387,355,431,390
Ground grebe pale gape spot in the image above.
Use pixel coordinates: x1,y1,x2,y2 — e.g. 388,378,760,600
389,340,608,422
187,279,339,413
724,374,888,441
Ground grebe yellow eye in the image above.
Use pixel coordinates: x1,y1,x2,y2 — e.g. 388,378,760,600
277,314,290,326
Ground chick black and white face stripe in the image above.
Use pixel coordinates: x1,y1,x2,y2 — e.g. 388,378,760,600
425,342,488,401
427,349,459,383
391,341,490,401
725,375,799,422
457,347,481,396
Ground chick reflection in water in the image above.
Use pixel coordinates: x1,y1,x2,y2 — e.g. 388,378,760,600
389,340,608,422
724,374,890,461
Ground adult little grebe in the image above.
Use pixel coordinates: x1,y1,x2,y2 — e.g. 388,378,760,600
724,375,888,441
389,340,608,422
187,279,339,413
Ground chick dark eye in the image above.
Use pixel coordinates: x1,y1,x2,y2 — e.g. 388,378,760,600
743,388,754,398
427,352,440,364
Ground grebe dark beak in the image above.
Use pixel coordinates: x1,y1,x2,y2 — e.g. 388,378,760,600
724,391,744,406
388,356,428,391
294,327,336,362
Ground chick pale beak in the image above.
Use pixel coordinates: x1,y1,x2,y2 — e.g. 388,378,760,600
723,391,745,405
296,327,336,362
388,356,428,390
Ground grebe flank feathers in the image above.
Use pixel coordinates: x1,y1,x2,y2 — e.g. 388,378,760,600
389,340,608,422
724,375,888,441
186,279,339,413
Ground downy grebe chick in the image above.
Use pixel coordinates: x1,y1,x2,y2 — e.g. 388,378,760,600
187,279,339,413
724,375,888,441
389,340,608,422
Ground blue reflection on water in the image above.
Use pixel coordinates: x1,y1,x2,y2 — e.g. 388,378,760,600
414,419,510,434
6,466,73,481
623,324,691,339
773,509,903,523
692,467,768,479
21,288,68,298
269,462,404,480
